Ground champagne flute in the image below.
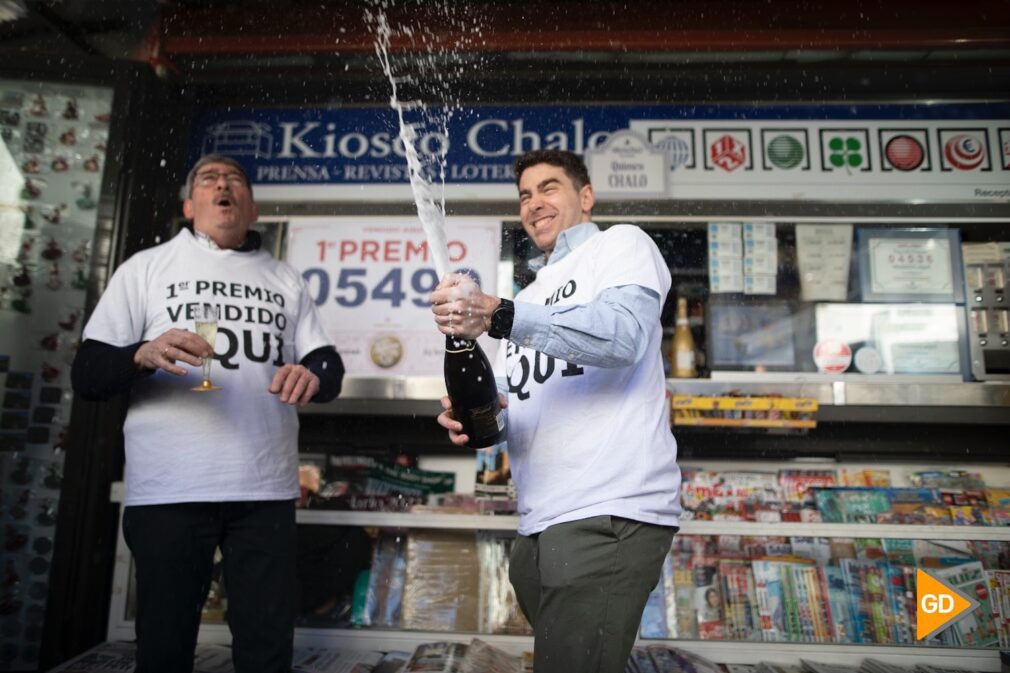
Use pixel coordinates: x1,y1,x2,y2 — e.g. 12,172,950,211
192,303,221,392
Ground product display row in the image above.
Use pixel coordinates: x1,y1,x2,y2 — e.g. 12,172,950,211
642,535,1006,648
44,638,1002,673
679,467,1007,525
641,223,1010,382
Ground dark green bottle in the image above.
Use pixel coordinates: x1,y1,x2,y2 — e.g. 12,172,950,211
443,335,505,448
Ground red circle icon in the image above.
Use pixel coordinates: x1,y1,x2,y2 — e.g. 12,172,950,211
885,135,924,171
944,134,985,170
813,339,852,374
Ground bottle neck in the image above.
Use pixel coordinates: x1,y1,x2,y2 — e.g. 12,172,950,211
445,334,476,352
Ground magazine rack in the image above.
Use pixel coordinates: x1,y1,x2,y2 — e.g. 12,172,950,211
106,460,1010,671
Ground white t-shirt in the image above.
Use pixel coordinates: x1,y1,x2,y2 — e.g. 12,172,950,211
82,228,332,506
497,224,683,536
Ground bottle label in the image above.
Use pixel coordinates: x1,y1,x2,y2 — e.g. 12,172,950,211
676,352,695,370
469,401,504,439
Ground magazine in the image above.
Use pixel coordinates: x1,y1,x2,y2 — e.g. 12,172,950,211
859,659,914,673
627,646,660,673
929,561,999,648
641,551,674,638
751,559,788,641
692,554,725,639
477,532,531,635
403,642,467,673
800,661,860,673
719,558,760,640
457,639,520,673
292,648,384,673
840,559,890,644
822,565,855,643
363,532,406,627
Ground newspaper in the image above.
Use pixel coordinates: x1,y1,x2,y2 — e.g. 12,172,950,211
48,642,385,673
48,642,237,673
293,648,383,673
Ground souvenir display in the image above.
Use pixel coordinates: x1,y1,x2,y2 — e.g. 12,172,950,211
0,78,113,670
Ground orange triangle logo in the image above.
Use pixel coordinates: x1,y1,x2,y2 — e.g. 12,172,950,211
916,568,979,640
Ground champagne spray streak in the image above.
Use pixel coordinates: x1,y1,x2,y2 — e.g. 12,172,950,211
373,11,450,281
369,4,504,447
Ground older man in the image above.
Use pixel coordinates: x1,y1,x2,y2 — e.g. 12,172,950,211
72,154,343,673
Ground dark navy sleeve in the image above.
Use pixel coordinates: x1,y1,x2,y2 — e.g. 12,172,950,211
71,339,154,401
300,346,344,403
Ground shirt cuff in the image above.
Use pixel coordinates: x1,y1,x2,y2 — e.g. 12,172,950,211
510,301,552,352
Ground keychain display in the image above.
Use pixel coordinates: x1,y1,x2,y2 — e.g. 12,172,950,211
26,95,46,117
40,205,65,225
2,79,114,670
61,98,77,120
57,310,77,331
70,266,87,290
70,241,88,264
74,183,96,209
39,239,62,261
21,207,36,231
20,178,42,200
12,267,30,288
45,263,61,291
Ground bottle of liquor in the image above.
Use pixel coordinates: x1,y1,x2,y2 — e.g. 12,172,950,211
671,297,698,378
444,335,505,448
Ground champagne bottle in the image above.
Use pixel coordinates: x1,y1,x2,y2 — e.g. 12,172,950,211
671,297,698,378
444,335,505,448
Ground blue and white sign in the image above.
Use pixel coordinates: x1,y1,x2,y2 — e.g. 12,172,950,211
189,103,1010,203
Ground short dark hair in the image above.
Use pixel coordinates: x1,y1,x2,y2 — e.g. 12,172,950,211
513,150,591,190
185,154,251,198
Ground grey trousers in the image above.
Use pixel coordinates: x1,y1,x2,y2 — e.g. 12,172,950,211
508,515,677,673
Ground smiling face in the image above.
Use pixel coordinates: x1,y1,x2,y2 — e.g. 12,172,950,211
182,161,258,249
517,162,594,256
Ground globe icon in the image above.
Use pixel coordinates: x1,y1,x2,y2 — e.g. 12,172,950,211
766,135,804,169
654,136,691,171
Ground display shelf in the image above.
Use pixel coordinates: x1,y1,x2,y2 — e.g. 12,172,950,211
106,480,1010,669
672,417,817,428
300,376,1010,423
297,508,519,531
103,623,1001,672
295,508,1010,542
112,483,1010,540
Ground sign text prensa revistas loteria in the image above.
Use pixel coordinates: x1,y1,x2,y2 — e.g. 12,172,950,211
189,103,1010,202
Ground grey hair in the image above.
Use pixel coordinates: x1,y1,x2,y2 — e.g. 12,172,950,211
184,154,252,198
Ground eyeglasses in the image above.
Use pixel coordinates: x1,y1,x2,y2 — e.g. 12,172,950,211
194,171,247,188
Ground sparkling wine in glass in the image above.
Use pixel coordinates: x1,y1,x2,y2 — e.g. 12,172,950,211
192,303,221,392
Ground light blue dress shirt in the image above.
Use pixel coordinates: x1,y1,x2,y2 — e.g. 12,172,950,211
507,221,662,373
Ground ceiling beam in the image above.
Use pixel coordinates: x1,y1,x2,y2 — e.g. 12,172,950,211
157,0,1010,56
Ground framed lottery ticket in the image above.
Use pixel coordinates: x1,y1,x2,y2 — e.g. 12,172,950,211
857,227,964,303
